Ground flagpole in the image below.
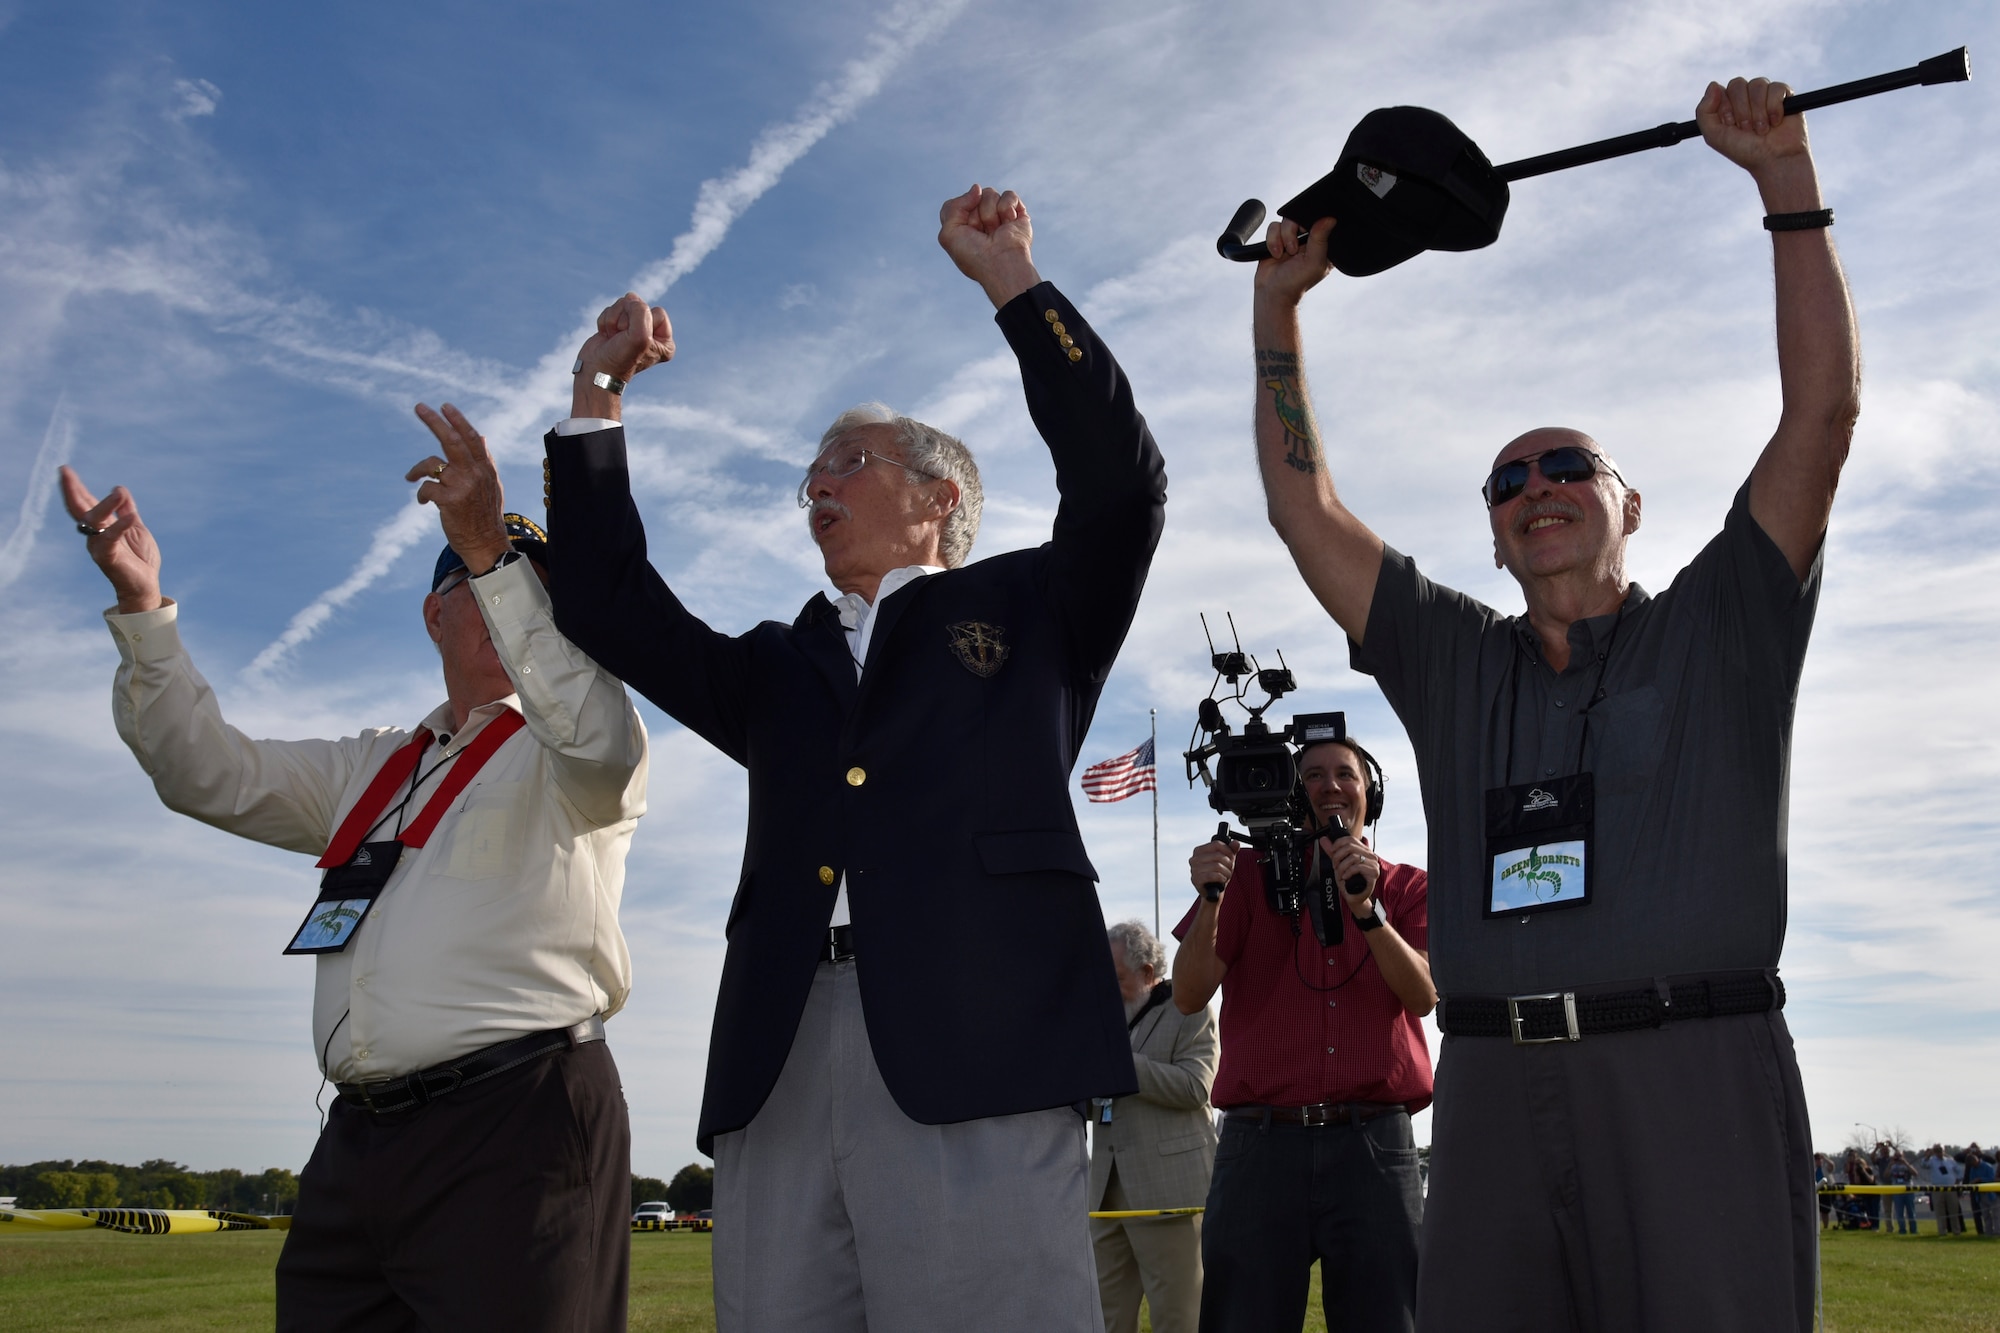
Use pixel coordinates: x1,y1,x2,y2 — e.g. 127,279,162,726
1151,708,1160,939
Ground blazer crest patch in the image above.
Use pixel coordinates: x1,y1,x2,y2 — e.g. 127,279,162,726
946,621,1010,678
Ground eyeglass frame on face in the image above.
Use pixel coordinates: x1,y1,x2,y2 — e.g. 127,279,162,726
1480,446,1627,509
796,443,947,508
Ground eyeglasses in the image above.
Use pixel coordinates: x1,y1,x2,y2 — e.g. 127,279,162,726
1480,446,1626,508
433,569,472,599
796,445,944,507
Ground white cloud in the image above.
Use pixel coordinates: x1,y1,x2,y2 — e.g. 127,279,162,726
169,77,220,120
243,0,973,678
0,393,74,590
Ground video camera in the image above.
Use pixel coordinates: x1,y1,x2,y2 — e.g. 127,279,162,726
1183,616,1367,947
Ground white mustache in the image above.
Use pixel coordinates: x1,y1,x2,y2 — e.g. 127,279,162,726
809,498,852,532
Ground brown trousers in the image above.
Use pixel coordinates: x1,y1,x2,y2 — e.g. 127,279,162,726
276,1039,630,1332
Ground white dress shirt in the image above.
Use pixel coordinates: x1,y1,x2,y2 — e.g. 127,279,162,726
825,564,943,926
105,557,648,1083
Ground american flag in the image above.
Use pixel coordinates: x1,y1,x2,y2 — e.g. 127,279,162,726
1081,737,1157,803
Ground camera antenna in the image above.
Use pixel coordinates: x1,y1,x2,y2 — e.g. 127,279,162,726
1203,611,1251,682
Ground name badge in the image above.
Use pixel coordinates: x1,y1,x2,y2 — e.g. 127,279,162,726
284,840,403,955
1483,773,1593,918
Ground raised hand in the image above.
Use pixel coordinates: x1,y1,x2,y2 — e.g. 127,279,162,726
60,466,163,614
576,293,675,384
571,294,674,421
1254,215,1335,310
1697,77,1813,185
406,404,511,576
937,184,1041,310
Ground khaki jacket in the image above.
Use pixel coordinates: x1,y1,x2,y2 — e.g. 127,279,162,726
1087,982,1219,1212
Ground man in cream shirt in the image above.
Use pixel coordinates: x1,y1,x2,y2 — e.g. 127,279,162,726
61,399,646,1333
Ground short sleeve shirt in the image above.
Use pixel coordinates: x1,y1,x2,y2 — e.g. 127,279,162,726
1174,851,1432,1112
1350,482,1821,994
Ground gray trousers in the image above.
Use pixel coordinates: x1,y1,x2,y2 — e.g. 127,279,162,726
1417,1011,1815,1333
712,959,1104,1333
1090,1167,1203,1333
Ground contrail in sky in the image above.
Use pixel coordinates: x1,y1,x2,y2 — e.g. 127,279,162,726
244,0,968,681
0,394,77,592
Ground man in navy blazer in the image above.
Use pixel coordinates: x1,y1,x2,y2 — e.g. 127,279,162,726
543,184,1167,1331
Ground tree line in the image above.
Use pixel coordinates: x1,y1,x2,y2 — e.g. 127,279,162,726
0,1160,300,1213
4,1156,711,1217
631,1163,712,1214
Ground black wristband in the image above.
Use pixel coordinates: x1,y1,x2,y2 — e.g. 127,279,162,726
1763,208,1834,232
476,549,523,578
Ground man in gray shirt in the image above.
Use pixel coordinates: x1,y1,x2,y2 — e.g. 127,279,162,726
1240,75,1859,1332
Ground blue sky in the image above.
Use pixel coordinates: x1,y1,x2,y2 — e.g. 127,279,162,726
1,0,1995,1180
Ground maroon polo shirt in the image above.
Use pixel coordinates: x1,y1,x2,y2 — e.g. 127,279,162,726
1175,850,1432,1113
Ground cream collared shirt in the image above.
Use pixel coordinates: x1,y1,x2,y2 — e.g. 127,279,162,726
106,557,648,1083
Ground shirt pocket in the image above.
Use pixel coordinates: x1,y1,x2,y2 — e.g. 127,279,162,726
438,781,525,884
1588,685,1664,792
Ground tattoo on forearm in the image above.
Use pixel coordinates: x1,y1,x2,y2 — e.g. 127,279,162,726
1255,349,1320,475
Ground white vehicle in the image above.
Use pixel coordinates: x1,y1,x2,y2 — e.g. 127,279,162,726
631,1201,674,1225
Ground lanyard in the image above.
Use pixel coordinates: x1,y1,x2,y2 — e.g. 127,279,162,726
1493,602,1628,786
315,710,526,869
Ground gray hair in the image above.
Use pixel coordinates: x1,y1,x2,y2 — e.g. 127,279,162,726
818,403,983,568
1107,919,1164,977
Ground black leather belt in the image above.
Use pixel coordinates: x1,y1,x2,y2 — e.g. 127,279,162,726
823,924,855,962
1437,970,1783,1045
336,1016,604,1114
1226,1101,1405,1127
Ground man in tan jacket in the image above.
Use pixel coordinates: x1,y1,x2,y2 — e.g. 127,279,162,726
1088,920,1219,1333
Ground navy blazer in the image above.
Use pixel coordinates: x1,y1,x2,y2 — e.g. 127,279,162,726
546,283,1166,1152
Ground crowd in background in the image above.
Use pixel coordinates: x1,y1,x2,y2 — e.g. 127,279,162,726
1816,1141,1999,1235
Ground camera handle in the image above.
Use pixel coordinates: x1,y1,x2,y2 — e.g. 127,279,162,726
1201,822,1233,902
1312,814,1371,899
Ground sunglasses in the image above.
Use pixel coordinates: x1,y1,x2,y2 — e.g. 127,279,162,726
1480,446,1626,508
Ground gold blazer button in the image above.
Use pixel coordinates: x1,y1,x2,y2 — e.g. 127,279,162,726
819,866,836,885
846,766,867,786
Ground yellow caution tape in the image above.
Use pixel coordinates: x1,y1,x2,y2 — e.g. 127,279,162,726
1088,1207,1206,1218
0,1208,291,1234
1817,1184,2000,1195
631,1218,712,1232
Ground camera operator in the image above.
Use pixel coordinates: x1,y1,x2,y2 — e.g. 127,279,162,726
1172,735,1434,1333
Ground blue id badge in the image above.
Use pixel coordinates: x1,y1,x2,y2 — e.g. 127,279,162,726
1484,773,1593,918
284,840,401,955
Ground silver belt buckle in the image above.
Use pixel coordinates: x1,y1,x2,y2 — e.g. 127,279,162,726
1507,991,1580,1045
1299,1102,1333,1126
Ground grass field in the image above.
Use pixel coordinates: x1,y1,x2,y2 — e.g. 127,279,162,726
1,1227,1994,1329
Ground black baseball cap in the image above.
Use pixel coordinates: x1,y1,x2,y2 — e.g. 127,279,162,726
1278,106,1511,277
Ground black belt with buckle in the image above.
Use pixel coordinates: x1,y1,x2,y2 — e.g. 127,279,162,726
336,1016,604,1114
1225,1101,1405,1127
823,924,855,963
1437,970,1783,1045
